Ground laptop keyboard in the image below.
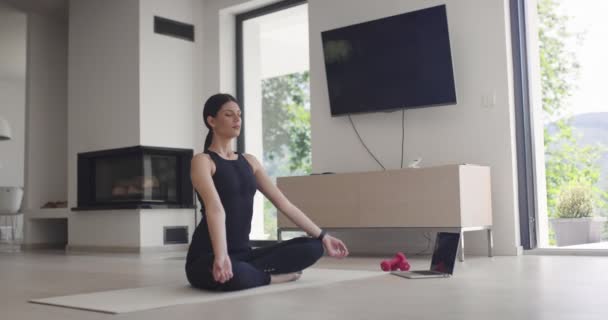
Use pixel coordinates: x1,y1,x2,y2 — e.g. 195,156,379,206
412,271,442,275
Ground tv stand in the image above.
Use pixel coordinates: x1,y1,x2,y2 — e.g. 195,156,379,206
277,164,493,261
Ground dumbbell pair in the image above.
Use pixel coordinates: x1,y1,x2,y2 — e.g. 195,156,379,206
380,252,410,271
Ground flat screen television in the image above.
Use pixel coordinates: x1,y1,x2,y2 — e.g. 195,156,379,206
321,5,457,116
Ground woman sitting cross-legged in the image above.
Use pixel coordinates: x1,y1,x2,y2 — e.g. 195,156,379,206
186,93,349,292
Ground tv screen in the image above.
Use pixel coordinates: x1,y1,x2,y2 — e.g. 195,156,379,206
321,5,457,116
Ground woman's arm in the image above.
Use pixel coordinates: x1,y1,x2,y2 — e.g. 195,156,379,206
243,154,348,258
243,154,322,238
191,154,234,283
191,154,228,257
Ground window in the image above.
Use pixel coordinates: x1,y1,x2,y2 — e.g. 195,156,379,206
515,0,608,250
237,1,310,240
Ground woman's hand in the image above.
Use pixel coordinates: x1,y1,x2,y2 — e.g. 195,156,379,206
322,234,349,258
212,254,233,283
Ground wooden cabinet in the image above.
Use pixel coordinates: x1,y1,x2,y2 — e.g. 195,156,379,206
276,164,493,260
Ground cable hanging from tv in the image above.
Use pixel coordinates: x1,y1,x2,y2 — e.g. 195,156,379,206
347,108,406,171
348,114,385,170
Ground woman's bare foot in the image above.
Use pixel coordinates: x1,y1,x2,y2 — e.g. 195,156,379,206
270,271,302,284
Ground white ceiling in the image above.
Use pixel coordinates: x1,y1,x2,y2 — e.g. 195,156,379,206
0,0,67,20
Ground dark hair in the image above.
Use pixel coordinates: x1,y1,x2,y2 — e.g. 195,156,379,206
202,93,239,151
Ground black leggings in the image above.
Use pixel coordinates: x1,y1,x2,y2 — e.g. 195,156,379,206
186,237,324,292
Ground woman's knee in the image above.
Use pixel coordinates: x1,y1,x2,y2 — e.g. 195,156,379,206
298,237,324,262
217,262,270,292
185,266,219,291
312,238,325,259
187,269,251,292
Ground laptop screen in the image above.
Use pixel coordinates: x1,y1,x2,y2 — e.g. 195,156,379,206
429,232,460,274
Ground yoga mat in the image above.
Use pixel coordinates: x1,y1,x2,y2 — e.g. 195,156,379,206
29,268,382,314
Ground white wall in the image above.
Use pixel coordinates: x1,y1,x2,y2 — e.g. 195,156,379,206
202,0,522,255
69,210,141,248
67,0,141,248
67,0,141,188
67,0,201,250
69,209,195,249
139,0,199,149
309,0,520,256
140,209,195,246
138,0,202,248
0,3,26,188
23,12,68,210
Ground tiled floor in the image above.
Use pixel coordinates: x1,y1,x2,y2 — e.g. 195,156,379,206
1,250,608,319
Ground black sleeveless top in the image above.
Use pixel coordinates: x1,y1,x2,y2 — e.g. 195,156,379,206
186,150,257,266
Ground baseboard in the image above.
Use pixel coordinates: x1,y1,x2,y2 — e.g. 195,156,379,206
139,244,189,253
21,242,66,251
524,248,608,256
66,245,139,253
66,244,189,254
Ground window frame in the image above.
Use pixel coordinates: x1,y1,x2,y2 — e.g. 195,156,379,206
235,0,308,153
510,0,537,249
235,0,308,245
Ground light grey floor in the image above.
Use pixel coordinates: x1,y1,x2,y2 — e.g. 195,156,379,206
1,250,607,319
557,242,608,249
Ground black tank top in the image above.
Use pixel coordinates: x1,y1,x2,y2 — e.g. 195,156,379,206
186,150,257,265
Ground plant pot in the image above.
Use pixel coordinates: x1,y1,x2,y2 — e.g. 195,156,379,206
550,217,608,247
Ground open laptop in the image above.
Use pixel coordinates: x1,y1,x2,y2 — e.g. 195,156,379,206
390,232,460,279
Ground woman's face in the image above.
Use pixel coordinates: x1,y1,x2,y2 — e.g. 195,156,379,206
208,101,242,138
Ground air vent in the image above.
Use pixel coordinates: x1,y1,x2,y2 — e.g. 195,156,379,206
154,16,194,42
164,226,189,244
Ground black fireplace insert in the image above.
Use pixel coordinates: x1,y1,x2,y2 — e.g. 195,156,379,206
73,146,194,210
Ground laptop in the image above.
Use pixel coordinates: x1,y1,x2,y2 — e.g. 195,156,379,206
390,232,460,279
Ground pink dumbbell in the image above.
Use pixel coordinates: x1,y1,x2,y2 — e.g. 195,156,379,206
380,252,410,271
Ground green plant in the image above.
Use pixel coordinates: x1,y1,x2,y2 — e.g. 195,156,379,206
556,184,594,218
548,227,556,246
263,198,277,240
261,71,311,176
260,71,311,240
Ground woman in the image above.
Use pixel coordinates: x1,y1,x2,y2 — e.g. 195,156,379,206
186,93,349,292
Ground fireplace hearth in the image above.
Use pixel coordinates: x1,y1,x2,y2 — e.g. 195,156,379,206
73,146,194,210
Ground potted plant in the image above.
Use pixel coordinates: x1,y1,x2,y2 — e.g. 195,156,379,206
550,184,607,246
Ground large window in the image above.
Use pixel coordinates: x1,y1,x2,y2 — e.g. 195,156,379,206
237,1,310,240
518,0,608,250
536,0,608,249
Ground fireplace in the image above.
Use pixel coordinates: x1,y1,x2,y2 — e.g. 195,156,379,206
73,146,194,210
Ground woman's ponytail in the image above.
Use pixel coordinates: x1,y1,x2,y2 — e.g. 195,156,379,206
203,130,213,152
